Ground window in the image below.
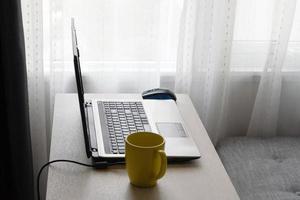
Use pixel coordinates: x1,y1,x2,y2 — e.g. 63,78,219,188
231,0,300,72
43,0,184,74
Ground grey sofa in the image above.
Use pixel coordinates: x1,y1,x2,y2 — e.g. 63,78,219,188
217,137,300,200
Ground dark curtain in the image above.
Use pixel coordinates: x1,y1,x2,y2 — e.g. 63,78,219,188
0,0,34,200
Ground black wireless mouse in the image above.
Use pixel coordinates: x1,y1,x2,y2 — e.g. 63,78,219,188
142,88,177,101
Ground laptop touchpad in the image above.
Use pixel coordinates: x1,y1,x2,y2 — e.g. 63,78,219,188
156,122,186,137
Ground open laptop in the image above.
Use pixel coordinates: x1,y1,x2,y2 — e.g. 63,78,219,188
71,19,200,164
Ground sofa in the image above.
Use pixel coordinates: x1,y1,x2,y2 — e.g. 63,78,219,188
217,137,300,200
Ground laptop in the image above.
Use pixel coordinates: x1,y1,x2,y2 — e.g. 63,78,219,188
71,19,200,164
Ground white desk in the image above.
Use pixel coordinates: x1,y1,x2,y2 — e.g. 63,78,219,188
46,94,240,200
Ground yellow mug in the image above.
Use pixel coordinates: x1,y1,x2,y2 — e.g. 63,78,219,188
125,132,167,187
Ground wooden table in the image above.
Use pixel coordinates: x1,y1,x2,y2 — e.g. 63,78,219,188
46,94,240,200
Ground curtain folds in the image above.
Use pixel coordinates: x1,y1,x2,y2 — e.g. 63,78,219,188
176,0,300,144
176,0,237,144
21,0,48,199
247,0,297,136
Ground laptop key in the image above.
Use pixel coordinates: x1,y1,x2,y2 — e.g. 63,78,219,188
118,147,125,151
110,109,117,113
112,146,117,150
135,121,142,125
140,114,147,118
112,150,118,154
112,142,117,146
142,120,149,124
119,150,125,154
125,110,132,114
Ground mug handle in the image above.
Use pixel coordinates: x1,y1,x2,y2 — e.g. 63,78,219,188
156,150,167,179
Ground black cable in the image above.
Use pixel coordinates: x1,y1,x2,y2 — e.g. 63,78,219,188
37,159,124,200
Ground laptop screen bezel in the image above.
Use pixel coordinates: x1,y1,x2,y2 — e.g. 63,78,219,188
71,18,92,158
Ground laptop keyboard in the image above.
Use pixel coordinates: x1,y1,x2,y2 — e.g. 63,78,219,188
100,101,151,154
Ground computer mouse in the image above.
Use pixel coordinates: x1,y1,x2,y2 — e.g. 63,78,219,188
142,88,177,101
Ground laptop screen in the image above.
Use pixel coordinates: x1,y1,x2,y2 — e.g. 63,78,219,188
71,18,91,158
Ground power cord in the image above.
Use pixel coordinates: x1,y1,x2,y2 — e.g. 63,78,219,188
37,159,124,200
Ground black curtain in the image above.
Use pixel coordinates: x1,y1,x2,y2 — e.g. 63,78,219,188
0,0,34,200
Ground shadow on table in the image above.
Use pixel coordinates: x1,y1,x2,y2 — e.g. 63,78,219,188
124,183,165,200
123,159,202,200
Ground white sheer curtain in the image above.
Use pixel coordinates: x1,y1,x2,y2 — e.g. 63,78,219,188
176,0,300,144
247,0,297,136
24,0,183,151
21,0,48,199
43,0,183,129
176,0,237,144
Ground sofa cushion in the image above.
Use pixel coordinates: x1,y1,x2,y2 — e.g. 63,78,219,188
217,137,300,200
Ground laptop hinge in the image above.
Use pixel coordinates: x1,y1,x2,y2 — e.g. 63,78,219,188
85,101,99,157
